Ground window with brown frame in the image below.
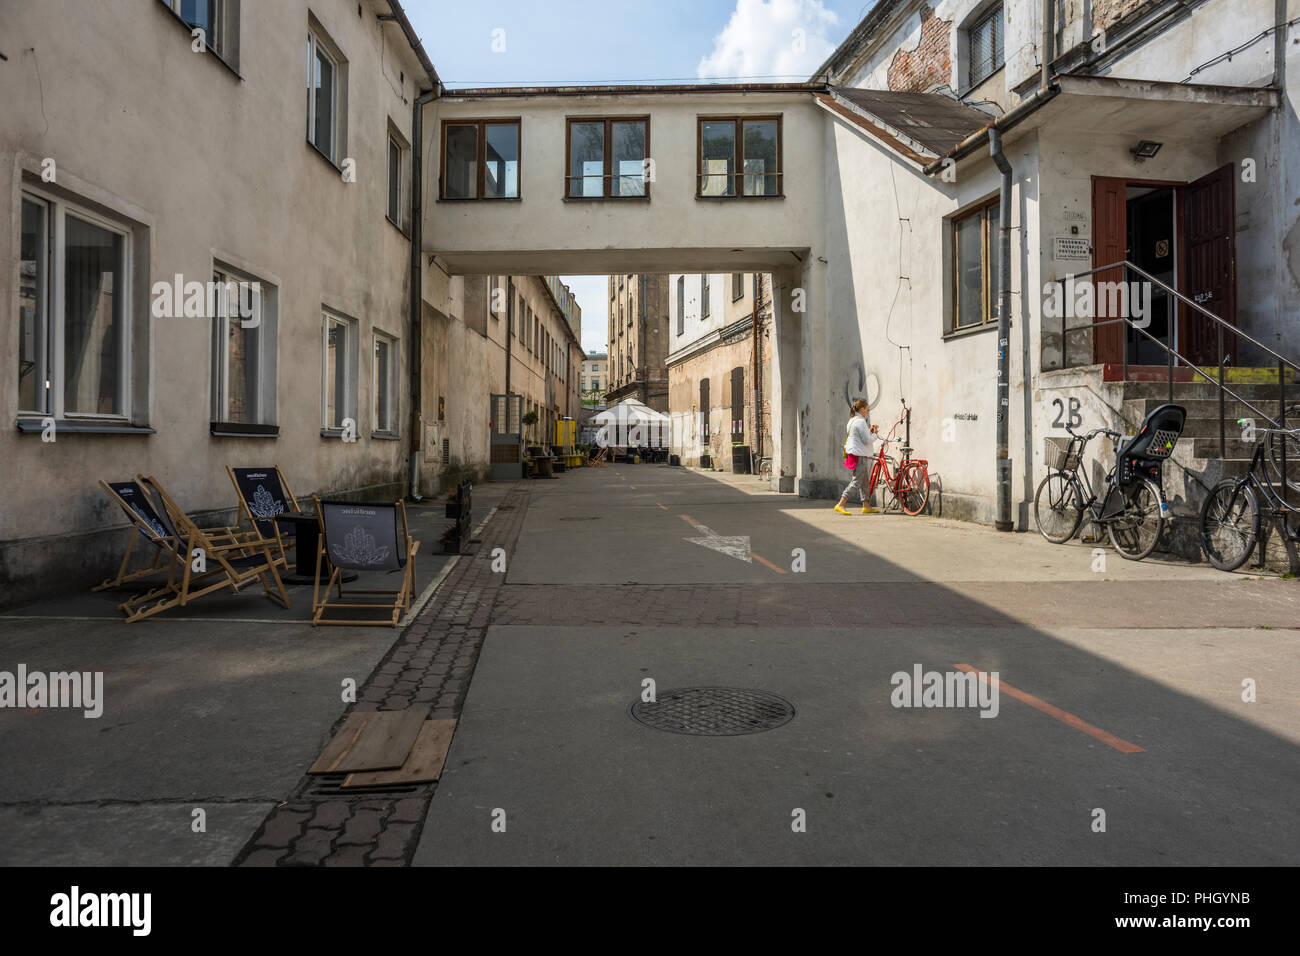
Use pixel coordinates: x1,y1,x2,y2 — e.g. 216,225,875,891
440,119,520,200
951,198,1002,331
697,116,782,198
566,117,650,199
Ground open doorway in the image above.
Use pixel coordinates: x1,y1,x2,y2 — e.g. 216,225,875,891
1091,164,1238,370
1125,185,1177,365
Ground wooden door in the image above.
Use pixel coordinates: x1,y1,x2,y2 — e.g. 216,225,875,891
1182,163,1238,367
1091,177,1128,365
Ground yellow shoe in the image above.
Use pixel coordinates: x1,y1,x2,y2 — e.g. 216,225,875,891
861,506,879,514
834,505,852,515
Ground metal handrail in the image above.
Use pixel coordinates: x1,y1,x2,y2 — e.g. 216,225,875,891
1052,260,1293,506
1059,260,1300,375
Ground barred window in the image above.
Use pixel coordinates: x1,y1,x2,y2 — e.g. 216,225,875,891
968,4,1004,88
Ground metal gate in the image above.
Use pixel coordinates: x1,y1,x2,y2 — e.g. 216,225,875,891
490,393,523,480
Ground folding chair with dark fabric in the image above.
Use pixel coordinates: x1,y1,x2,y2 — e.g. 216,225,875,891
227,466,301,568
105,476,290,623
95,480,244,592
311,498,419,627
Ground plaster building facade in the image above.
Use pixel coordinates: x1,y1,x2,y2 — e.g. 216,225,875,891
581,352,608,405
667,273,775,471
606,273,670,411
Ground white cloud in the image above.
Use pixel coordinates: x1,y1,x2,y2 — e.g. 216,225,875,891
698,0,841,81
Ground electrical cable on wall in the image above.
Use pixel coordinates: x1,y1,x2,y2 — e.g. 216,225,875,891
885,162,915,403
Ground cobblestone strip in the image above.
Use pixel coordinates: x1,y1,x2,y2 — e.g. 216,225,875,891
233,488,530,867
489,578,1297,630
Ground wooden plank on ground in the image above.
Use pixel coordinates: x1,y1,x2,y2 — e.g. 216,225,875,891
308,706,430,774
341,719,456,788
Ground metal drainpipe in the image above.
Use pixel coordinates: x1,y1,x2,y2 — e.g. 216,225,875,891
1042,0,1055,90
407,87,434,502
752,273,762,459
640,274,648,404
989,129,1014,532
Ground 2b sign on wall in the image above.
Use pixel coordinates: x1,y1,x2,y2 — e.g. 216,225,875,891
1052,396,1083,430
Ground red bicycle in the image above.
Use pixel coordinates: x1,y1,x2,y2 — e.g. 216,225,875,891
867,405,931,516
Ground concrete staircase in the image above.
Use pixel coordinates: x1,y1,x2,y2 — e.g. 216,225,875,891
1116,375,1298,570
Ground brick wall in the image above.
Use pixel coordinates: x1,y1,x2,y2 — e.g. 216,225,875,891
887,4,952,93
1092,0,1148,32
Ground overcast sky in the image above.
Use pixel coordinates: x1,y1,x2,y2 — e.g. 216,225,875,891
402,0,874,352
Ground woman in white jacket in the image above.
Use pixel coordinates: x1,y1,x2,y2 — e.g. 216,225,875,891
835,399,880,515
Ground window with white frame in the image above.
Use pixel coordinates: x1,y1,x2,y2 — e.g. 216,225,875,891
321,311,358,431
19,190,134,420
967,4,1005,88
372,332,397,435
210,265,276,429
387,126,410,229
306,24,344,163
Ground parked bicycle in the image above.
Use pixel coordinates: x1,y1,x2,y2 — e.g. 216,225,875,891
1034,403,1186,560
1198,417,1300,571
867,405,930,516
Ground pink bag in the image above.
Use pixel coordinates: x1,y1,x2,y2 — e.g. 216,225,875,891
843,454,858,470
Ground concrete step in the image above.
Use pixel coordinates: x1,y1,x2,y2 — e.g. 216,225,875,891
1189,436,1260,459
1121,380,1295,401
1123,396,1297,421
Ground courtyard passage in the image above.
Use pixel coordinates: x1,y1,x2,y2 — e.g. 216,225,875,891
0,465,1296,865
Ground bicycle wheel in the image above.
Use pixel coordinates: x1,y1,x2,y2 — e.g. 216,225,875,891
1034,472,1084,544
1107,476,1164,560
898,462,930,515
1199,479,1259,572
1265,404,1300,493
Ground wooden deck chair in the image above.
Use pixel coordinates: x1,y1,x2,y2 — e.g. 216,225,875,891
94,480,246,592
311,498,419,627
227,466,301,568
588,446,609,467
109,476,289,623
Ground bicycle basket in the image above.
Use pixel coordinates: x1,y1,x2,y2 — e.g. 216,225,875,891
1045,436,1082,471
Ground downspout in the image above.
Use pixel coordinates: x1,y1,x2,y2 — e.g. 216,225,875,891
505,276,513,395
989,129,1014,532
407,87,434,502
640,274,648,405
752,273,762,460
1042,0,1055,90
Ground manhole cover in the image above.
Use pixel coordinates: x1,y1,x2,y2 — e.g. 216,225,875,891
629,687,795,736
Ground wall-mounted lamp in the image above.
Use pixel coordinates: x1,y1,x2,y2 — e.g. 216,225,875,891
1130,140,1163,162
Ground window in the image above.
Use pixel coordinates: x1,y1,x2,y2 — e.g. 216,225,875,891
702,275,710,318
699,378,710,439
566,117,649,198
160,0,236,63
19,191,133,420
732,273,745,300
698,116,782,197
730,366,745,440
676,276,685,335
952,198,1002,331
440,120,520,199
306,25,343,163
321,311,358,431
372,333,397,434
210,266,276,429
387,128,410,229
968,4,1005,88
